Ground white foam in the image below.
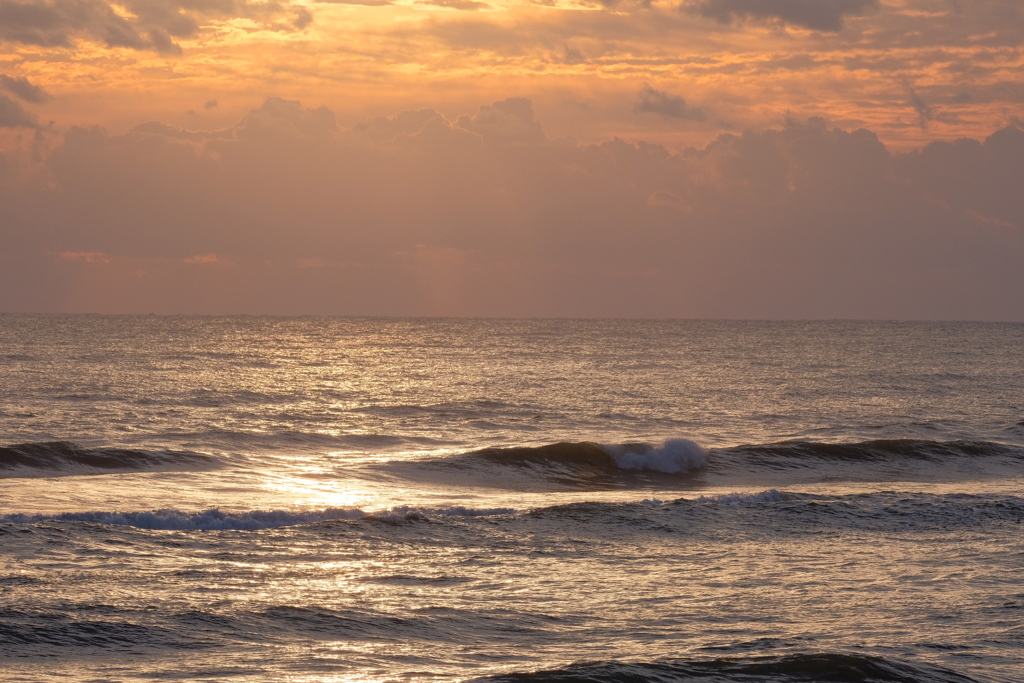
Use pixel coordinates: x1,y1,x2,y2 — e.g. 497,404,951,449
607,438,709,473
695,489,786,504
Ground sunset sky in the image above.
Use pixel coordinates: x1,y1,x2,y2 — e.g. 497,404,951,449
1,0,1022,319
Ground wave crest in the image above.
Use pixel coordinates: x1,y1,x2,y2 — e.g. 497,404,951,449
728,439,1020,462
0,441,219,477
607,438,709,473
469,439,708,475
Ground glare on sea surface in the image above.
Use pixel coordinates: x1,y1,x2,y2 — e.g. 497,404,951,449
250,448,479,510
255,469,377,510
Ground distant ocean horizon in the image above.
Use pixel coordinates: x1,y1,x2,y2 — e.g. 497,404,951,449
2,315,1022,682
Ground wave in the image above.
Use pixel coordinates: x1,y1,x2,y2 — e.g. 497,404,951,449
724,438,1021,463
0,610,199,652
149,428,452,453
415,438,709,488
457,439,707,474
9,488,1023,534
0,441,219,478
0,505,515,531
466,653,980,683
532,490,1024,538
704,438,1024,485
0,601,570,656
383,436,1024,490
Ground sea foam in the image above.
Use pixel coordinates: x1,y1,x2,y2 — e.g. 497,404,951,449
605,438,709,473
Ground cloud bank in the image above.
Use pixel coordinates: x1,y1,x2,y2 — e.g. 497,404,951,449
0,98,1022,319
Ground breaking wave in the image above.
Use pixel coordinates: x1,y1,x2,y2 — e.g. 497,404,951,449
0,441,219,477
390,436,1024,490
461,439,708,475
368,438,710,490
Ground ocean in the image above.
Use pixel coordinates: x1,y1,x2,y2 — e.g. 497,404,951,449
1,315,1022,682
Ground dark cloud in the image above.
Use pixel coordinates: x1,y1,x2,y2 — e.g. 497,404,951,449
684,0,878,32
559,44,585,64
0,0,308,53
292,6,312,29
756,54,829,72
2,98,1022,319
905,82,936,129
0,0,144,49
634,84,706,121
903,81,964,129
0,74,52,103
0,94,36,127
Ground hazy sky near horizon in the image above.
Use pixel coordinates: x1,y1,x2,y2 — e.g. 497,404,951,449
1,0,1022,318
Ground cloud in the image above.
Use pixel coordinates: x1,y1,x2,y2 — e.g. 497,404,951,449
905,82,936,129
419,0,490,9
634,84,706,121
903,80,964,129
0,95,37,128
2,97,1023,319
0,75,52,103
59,251,110,263
683,0,878,32
293,6,313,28
455,98,546,145
355,108,447,141
0,0,310,53
0,0,167,51
183,253,222,264
232,97,338,142
894,124,1024,228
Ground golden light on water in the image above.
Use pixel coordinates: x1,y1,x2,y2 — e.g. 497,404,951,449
3,317,1024,682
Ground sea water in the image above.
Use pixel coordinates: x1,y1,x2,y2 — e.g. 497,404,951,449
1,316,1022,682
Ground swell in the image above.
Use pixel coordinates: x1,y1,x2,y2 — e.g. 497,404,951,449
0,602,574,655
0,505,514,531
381,437,1023,490
0,609,203,653
389,439,711,489
0,441,219,478
462,438,1021,473
466,653,980,683
5,490,1023,533
724,439,1022,463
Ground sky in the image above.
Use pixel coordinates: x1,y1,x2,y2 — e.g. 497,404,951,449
0,0,1022,319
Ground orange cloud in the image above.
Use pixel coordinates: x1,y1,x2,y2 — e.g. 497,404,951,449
182,253,223,264
4,0,1020,151
59,251,111,263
